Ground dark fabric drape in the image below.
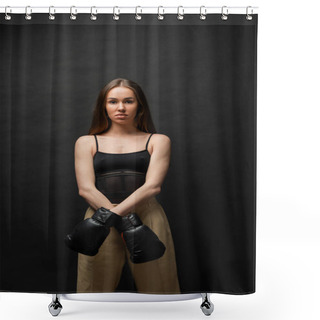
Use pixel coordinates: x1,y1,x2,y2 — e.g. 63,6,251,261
0,13,257,294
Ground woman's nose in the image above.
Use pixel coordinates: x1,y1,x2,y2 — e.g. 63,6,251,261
117,102,125,110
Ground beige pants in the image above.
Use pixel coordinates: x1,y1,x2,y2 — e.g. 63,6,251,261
77,197,180,294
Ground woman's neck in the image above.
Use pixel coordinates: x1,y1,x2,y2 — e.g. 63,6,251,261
106,122,140,136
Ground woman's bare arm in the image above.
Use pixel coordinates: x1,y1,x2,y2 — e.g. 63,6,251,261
111,134,171,216
74,135,115,211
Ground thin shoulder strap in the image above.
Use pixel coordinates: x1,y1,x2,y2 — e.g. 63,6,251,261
145,133,153,150
93,135,99,152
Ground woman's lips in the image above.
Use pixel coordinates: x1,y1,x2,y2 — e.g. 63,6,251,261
115,114,127,118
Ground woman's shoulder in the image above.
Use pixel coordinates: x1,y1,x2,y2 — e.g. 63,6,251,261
149,133,171,151
150,133,171,143
76,134,95,144
75,135,96,151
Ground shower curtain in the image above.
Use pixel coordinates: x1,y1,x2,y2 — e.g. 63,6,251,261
0,10,257,294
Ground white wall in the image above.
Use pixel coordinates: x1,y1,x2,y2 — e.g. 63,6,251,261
1,0,319,319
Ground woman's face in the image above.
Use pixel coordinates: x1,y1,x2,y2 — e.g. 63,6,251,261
105,86,139,126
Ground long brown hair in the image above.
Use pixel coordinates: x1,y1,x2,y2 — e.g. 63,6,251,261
89,78,156,134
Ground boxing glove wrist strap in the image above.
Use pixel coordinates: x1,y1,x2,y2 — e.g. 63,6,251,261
115,213,142,233
92,207,122,226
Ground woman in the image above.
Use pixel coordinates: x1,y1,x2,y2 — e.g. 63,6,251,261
74,78,180,294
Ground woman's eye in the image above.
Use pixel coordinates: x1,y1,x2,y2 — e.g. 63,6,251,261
109,101,117,104
125,100,134,104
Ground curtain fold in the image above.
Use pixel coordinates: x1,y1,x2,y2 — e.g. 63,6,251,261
0,13,257,294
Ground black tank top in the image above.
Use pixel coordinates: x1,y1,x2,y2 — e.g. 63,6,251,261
93,134,153,203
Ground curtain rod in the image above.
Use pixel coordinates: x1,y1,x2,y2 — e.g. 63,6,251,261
0,6,258,15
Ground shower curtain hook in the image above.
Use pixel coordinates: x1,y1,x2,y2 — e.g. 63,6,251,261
5,6,12,20
90,6,98,21
113,6,120,20
200,6,207,20
221,6,228,21
25,6,32,20
135,6,142,20
70,6,77,20
246,6,253,21
157,6,165,20
49,6,56,20
177,6,184,20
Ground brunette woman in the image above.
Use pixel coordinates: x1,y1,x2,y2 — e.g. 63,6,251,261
72,78,180,294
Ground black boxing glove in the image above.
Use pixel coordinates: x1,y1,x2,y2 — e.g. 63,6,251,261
65,207,121,256
115,213,166,263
